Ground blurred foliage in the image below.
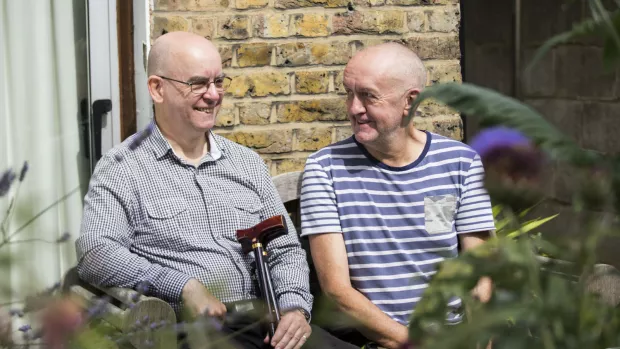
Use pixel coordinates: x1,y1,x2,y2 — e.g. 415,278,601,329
406,0,620,348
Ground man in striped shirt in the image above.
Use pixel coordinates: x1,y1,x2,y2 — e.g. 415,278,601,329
300,43,496,348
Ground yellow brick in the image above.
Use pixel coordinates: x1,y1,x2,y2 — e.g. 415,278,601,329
332,11,405,35
227,72,290,98
295,71,329,94
237,43,273,67
218,45,233,68
274,41,350,66
407,10,426,32
253,14,290,38
215,104,236,127
276,98,347,123
404,34,460,60
238,102,272,125
291,14,330,37
222,130,293,153
334,126,353,142
333,70,346,95
415,116,462,140
273,158,307,175
217,16,249,39
227,76,252,98
275,0,348,8
427,5,460,33
191,16,216,38
152,16,189,40
415,99,457,118
236,0,269,9
427,61,462,84
251,72,291,97
295,128,333,151
155,0,230,10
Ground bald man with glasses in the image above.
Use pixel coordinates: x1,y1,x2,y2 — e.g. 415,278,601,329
76,32,357,349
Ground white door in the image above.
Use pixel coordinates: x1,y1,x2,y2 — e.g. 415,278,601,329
0,0,131,339
87,0,122,173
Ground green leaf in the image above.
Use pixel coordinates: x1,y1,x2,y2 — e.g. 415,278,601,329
505,214,559,238
407,82,600,167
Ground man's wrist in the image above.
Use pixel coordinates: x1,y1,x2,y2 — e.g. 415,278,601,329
296,308,311,322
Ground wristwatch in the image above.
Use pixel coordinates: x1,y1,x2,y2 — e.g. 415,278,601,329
296,308,311,322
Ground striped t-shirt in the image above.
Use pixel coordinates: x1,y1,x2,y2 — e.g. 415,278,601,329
299,132,495,325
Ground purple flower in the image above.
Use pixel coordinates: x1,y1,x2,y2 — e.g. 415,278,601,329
18,161,28,182
86,296,110,319
18,324,31,332
149,322,159,329
0,169,16,197
136,280,151,294
469,126,531,159
131,293,141,302
56,232,71,243
469,126,544,181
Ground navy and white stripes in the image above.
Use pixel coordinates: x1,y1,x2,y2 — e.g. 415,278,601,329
300,132,495,325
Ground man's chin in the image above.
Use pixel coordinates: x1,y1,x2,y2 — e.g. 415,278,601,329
353,129,379,144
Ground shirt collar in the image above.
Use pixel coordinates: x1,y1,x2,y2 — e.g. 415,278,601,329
148,120,224,161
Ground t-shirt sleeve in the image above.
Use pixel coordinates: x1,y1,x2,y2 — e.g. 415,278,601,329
299,156,343,236
454,154,496,234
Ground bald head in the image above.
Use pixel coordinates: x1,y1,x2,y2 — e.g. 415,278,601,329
347,42,427,91
147,32,220,77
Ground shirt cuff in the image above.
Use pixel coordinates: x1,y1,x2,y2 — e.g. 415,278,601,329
278,292,312,322
155,267,193,304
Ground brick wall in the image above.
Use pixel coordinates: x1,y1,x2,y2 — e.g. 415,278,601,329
151,0,462,175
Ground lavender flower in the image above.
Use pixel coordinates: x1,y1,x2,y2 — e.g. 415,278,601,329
56,232,71,243
86,296,110,319
18,324,31,332
0,169,16,197
131,292,141,302
18,161,28,182
136,280,151,294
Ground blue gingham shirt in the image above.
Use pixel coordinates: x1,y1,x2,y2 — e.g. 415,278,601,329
75,121,313,315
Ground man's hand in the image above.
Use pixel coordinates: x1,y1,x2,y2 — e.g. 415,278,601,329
263,309,311,349
472,276,492,303
181,278,227,319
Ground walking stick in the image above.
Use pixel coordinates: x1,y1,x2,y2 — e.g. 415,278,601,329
236,215,288,340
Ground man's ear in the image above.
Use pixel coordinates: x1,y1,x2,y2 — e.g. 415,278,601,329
403,89,421,116
147,76,164,104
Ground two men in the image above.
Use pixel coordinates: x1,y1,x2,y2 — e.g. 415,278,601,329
300,43,495,348
76,32,356,349
76,30,494,349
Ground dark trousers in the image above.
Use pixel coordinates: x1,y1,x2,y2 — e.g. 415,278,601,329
217,300,361,349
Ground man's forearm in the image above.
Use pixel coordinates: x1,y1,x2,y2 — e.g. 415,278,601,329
327,286,409,349
77,243,191,303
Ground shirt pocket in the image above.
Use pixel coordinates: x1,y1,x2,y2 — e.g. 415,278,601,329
142,197,191,251
424,194,457,235
231,194,262,230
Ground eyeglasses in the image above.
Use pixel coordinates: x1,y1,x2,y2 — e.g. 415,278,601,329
157,75,232,94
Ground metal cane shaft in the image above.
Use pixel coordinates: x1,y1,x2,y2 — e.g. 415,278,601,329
253,244,277,339
262,251,281,323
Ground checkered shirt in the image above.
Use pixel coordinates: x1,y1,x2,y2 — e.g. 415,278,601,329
75,121,313,316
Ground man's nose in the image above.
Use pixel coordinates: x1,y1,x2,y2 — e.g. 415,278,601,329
202,83,220,100
348,95,366,115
